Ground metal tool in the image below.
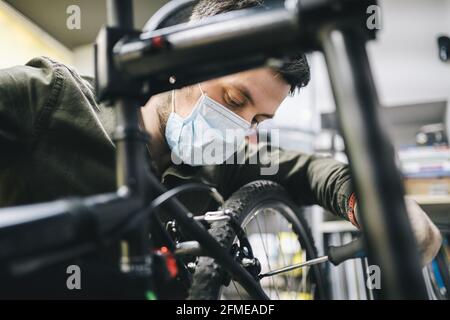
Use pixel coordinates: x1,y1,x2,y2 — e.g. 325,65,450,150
259,237,366,279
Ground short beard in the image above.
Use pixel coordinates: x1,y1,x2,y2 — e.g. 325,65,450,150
156,86,195,137
156,92,172,138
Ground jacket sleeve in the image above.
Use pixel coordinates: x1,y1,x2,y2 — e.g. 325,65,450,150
0,57,62,148
223,143,354,220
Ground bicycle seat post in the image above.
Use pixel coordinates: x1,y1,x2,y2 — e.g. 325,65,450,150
100,0,154,297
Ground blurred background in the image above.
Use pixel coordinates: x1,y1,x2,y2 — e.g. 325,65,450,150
1,0,449,299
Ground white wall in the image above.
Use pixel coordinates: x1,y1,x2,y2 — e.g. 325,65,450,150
73,44,95,77
304,0,450,113
369,0,450,107
0,1,73,69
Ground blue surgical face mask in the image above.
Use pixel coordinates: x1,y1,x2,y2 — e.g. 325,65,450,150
165,85,251,166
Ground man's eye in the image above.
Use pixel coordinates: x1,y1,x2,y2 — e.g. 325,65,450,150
224,89,247,108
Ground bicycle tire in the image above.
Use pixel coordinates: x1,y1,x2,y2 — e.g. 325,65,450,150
188,180,327,300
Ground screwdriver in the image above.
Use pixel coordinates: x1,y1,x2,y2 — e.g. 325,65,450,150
258,237,365,279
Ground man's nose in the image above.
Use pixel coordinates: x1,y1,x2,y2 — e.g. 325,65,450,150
230,108,255,124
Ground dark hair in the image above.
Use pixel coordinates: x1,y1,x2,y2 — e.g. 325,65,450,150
190,0,310,93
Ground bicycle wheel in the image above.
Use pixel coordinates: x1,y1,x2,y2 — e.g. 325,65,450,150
188,180,327,300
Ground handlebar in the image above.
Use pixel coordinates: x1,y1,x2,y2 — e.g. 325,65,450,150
0,193,140,262
328,237,366,266
109,0,375,95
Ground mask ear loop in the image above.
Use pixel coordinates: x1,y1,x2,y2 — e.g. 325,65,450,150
198,84,205,97
171,90,176,113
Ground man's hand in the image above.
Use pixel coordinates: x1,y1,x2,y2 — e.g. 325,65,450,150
354,197,442,265
404,196,442,265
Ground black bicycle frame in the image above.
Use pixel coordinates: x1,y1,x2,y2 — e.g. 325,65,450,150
0,0,429,299
103,0,428,299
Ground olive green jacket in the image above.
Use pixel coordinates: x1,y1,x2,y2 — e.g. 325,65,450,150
0,56,353,221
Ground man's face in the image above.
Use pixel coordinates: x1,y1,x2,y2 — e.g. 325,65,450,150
164,67,291,129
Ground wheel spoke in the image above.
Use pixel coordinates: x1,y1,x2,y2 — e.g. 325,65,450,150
254,212,280,299
231,280,243,300
255,214,280,299
276,229,293,297
209,197,320,301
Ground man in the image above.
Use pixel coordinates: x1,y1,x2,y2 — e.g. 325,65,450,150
0,0,441,271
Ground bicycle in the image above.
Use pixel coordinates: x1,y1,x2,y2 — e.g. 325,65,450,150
0,0,432,300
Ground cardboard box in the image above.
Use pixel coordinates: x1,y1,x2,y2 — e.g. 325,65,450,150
404,177,450,195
